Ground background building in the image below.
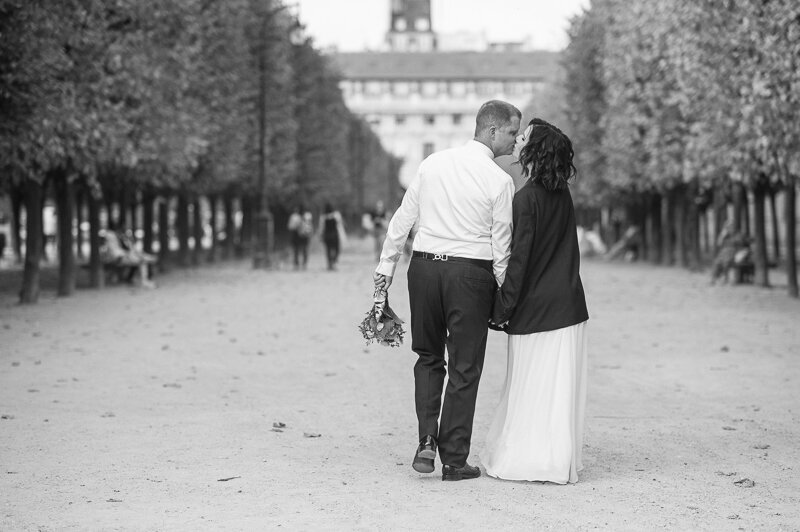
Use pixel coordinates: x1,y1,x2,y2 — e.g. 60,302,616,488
331,0,559,190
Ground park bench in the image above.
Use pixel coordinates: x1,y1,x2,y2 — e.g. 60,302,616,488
80,258,141,285
81,231,158,286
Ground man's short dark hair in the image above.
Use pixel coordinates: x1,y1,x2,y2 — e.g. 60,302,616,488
475,100,522,135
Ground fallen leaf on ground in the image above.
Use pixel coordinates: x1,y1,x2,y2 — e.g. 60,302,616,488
303,432,321,438
272,422,286,428
217,476,241,482
1,415,14,420
715,471,736,476
734,478,755,488
106,499,123,503
753,444,770,450
722,426,736,431
271,428,283,432
163,383,181,388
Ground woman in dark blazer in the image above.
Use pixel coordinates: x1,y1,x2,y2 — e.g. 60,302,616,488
482,118,589,484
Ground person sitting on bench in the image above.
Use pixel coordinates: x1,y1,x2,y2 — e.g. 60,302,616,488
101,224,157,288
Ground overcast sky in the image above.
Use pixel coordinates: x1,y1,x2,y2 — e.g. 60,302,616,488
294,0,590,52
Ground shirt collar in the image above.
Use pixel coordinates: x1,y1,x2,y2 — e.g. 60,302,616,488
465,139,495,159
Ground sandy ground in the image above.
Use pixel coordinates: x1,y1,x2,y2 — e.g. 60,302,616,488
1,238,799,531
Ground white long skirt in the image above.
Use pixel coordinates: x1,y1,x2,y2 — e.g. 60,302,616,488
482,321,588,484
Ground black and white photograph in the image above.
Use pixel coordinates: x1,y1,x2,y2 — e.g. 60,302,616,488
1,0,799,529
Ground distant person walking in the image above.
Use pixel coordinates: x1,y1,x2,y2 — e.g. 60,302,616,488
321,203,345,271
287,205,313,270
485,118,589,484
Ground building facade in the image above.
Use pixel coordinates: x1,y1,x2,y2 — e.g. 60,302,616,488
331,0,558,188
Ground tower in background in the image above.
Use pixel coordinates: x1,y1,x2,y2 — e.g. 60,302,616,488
333,0,559,196
386,0,436,52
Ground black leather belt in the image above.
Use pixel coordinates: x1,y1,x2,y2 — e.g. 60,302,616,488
412,251,492,272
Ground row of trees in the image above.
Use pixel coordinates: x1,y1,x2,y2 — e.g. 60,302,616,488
0,0,400,303
561,0,798,297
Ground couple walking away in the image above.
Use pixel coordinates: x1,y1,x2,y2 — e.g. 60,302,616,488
373,100,588,483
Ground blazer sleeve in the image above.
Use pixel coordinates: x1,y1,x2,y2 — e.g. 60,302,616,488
492,192,536,325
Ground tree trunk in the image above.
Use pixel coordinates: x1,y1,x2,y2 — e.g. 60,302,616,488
10,185,23,263
208,194,218,263
686,182,701,270
732,180,744,234
177,191,190,267
769,187,780,264
635,197,648,262
224,191,235,259
118,185,130,232
700,208,709,258
712,182,728,255
142,189,155,254
158,195,171,271
647,192,662,264
75,186,85,261
752,181,770,287
660,190,673,266
88,192,104,289
741,185,750,236
239,195,252,258
674,186,687,268
784,175,797,298
192,196,203,266
19,179,44,304
54,174,77,297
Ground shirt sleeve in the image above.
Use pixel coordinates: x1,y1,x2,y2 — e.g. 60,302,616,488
490,177,515,286
375,172,422,277
492,192,535,325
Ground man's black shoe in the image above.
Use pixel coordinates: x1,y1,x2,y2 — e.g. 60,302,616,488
412,435,437,473
442,463,481,481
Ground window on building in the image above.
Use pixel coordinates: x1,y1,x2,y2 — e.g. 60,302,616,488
422,81,437,97
366,81,382,96
424,114,435,125
423,143,434,159
393,81,409,97
452,114,462,125
450,81,466,96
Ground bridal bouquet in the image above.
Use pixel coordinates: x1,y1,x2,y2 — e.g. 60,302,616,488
358,288,405,347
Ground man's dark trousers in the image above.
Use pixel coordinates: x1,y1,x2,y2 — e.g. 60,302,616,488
407,256,496,468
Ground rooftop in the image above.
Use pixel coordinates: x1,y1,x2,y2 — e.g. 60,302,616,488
329,50,560,81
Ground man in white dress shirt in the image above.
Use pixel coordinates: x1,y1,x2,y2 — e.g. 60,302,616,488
373,100,520,481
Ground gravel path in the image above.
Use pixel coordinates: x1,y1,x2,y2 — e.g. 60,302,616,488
1,239,799,531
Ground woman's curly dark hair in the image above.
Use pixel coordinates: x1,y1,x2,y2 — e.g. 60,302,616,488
517,118,577,191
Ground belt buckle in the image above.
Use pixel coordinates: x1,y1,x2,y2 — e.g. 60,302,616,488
432,253,448,261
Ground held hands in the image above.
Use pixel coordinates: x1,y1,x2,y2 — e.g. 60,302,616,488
373,272,393,292
488,318,509,331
